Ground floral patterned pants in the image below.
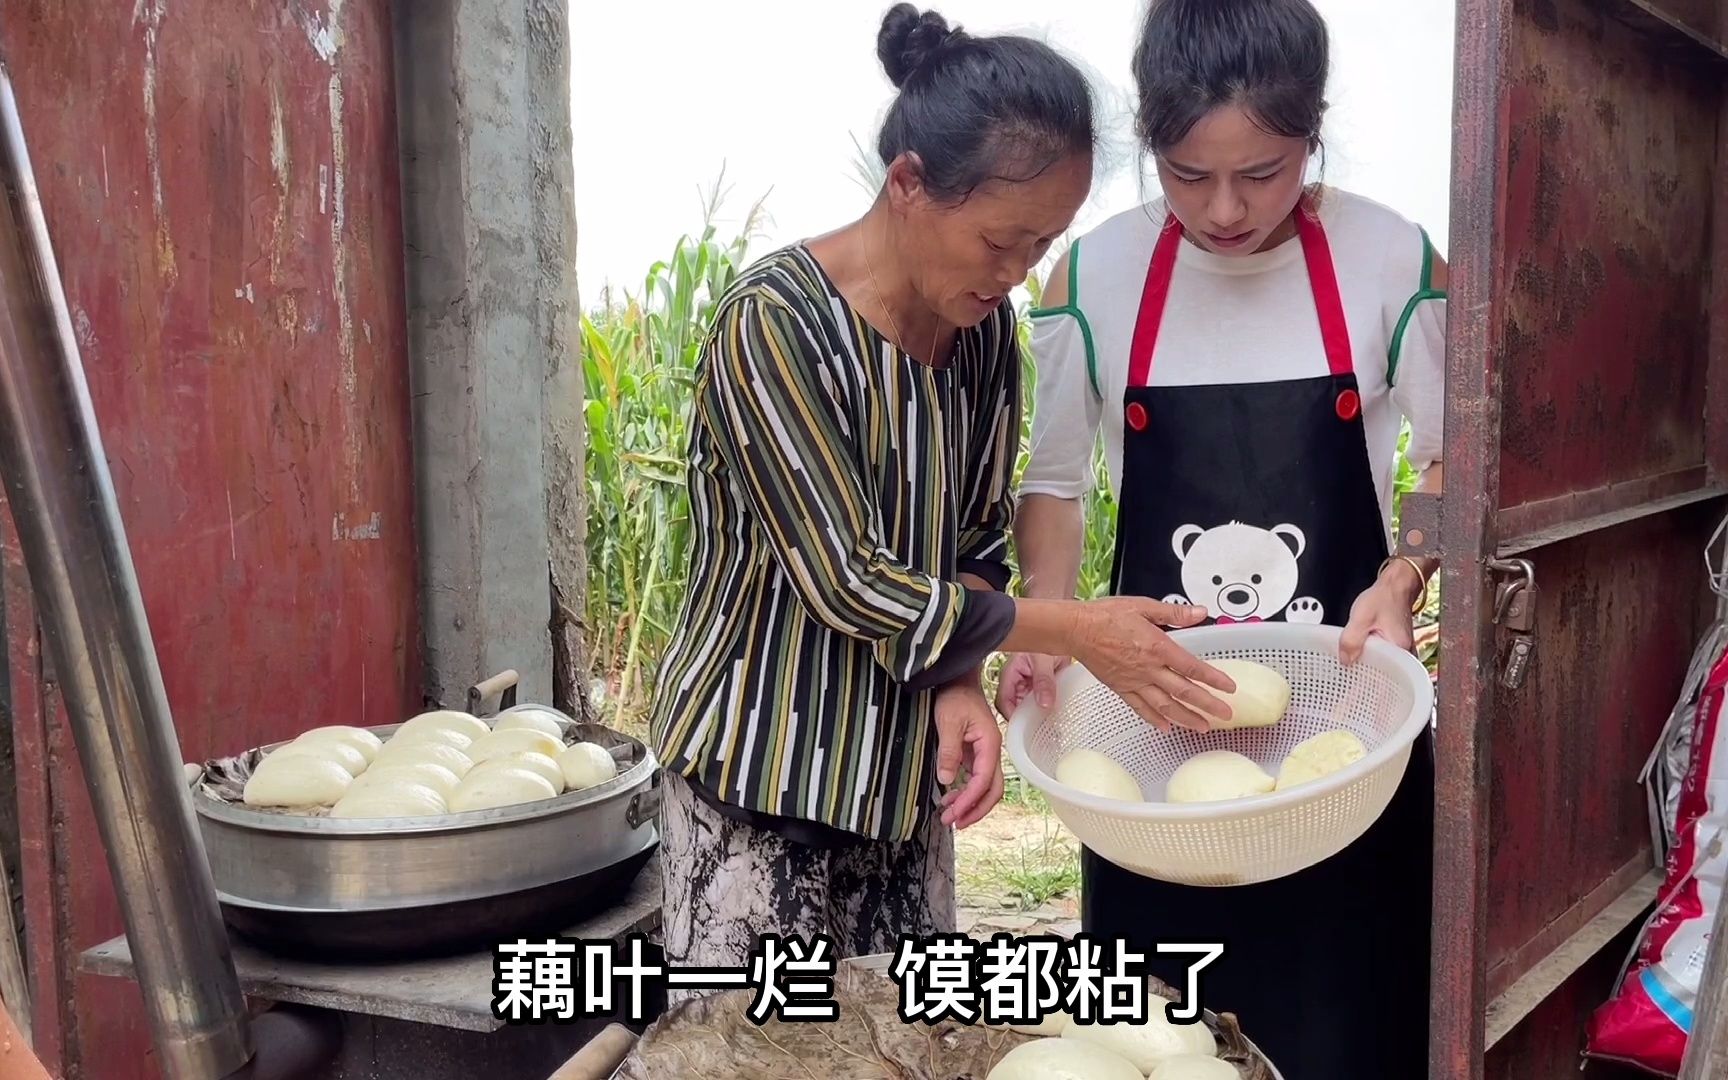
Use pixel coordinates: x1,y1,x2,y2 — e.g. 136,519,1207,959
658,771,956,1006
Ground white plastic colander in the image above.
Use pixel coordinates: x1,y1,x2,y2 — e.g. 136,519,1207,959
1004,622,1434,887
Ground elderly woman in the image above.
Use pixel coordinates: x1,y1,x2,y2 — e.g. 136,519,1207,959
649,3,1232,994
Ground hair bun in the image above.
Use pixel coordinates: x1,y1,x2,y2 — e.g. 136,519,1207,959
877,4,962,88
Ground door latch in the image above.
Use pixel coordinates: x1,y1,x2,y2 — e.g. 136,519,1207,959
1489,558,1537,690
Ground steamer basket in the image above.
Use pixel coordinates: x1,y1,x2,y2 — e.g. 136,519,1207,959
1004,623,1434,886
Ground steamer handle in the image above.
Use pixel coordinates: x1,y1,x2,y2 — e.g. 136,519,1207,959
467,670,520,716
626,781,663,830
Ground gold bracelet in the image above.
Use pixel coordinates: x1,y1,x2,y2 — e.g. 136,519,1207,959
1379,555,1432,615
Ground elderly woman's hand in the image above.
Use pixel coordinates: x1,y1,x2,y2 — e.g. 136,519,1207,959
994,596,1235,734
933,678,1003,829
1068,597,1236,732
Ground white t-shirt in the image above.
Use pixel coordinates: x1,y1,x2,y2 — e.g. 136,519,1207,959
1021,188,1446,531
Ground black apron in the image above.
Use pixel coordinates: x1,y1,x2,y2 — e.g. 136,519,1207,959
1081,206,1437,1079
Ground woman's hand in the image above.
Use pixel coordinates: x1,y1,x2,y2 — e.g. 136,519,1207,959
1340,560,1425,664
1068,597,1235,732
994,651,1073,717
933,679,1004,829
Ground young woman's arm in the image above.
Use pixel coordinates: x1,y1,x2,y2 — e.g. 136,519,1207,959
996,247,1103,714
1341,240,1449,663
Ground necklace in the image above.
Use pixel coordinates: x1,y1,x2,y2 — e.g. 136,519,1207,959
863,230,945,366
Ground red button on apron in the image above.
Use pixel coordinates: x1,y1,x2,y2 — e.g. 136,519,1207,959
1335,389,1361,421
1126,402,1149,431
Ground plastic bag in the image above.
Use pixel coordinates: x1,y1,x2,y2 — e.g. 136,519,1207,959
1586,640,1728,1075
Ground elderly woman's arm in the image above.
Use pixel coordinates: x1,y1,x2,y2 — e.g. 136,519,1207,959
702,289,1015,692
705,290,1231,729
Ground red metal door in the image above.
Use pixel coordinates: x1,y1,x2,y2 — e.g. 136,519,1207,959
1430,0,1728,1076
0,2,420,1075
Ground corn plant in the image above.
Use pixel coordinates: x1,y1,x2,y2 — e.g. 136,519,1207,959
581,178,768,723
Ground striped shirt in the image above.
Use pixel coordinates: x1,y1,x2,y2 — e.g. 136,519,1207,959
649,244,1021,843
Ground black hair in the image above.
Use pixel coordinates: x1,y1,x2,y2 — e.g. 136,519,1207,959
1131,0,1331,155
874,4,1096,203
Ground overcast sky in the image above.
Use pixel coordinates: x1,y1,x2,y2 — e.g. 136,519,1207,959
571,0,1457,304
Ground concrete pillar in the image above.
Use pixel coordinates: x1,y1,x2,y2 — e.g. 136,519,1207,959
391,0,590,716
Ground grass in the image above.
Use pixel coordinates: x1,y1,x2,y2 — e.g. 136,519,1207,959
966,842,1083,912
955,767,1083,914
582,188,1441,907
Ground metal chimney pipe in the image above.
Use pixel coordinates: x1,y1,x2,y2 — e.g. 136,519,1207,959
0,66,253,1078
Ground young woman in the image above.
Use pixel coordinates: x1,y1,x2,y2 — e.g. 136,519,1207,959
650,4,1235,1002
997,0,1447,1074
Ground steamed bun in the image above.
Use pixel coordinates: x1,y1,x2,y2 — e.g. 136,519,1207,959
466,728,564,765
1201,659,1292,730
493,708,565,739
395,709,490,742
330,781,447,819
1150,1056,1240,1080
265,739,369,777
1005,1011,1072,1036
370,740,473,777
449,766,558,812
986,1037,1143,1080
1164,751,1275,804
385,724,475,753
350,762,462,801
1063,1008,1218,1072
1055,749,1143,803
558,742,619,791
292,725,383,763
243,754,353,808
1276,729,1368,791
469,751,565,794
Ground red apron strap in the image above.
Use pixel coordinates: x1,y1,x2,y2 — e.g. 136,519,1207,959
1125,214,1184,389
1294,207,1354,379
1125,200,1357,391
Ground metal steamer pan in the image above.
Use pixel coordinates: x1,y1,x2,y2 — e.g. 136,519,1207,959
189,704,662,961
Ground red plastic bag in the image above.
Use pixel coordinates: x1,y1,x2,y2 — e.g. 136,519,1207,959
1586,644,1728,1075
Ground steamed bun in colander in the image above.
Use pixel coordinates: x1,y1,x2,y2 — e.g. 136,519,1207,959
1200,659,1292,730
1056,749,1143,802
1164,750,1275,804
1275,729,1368,791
